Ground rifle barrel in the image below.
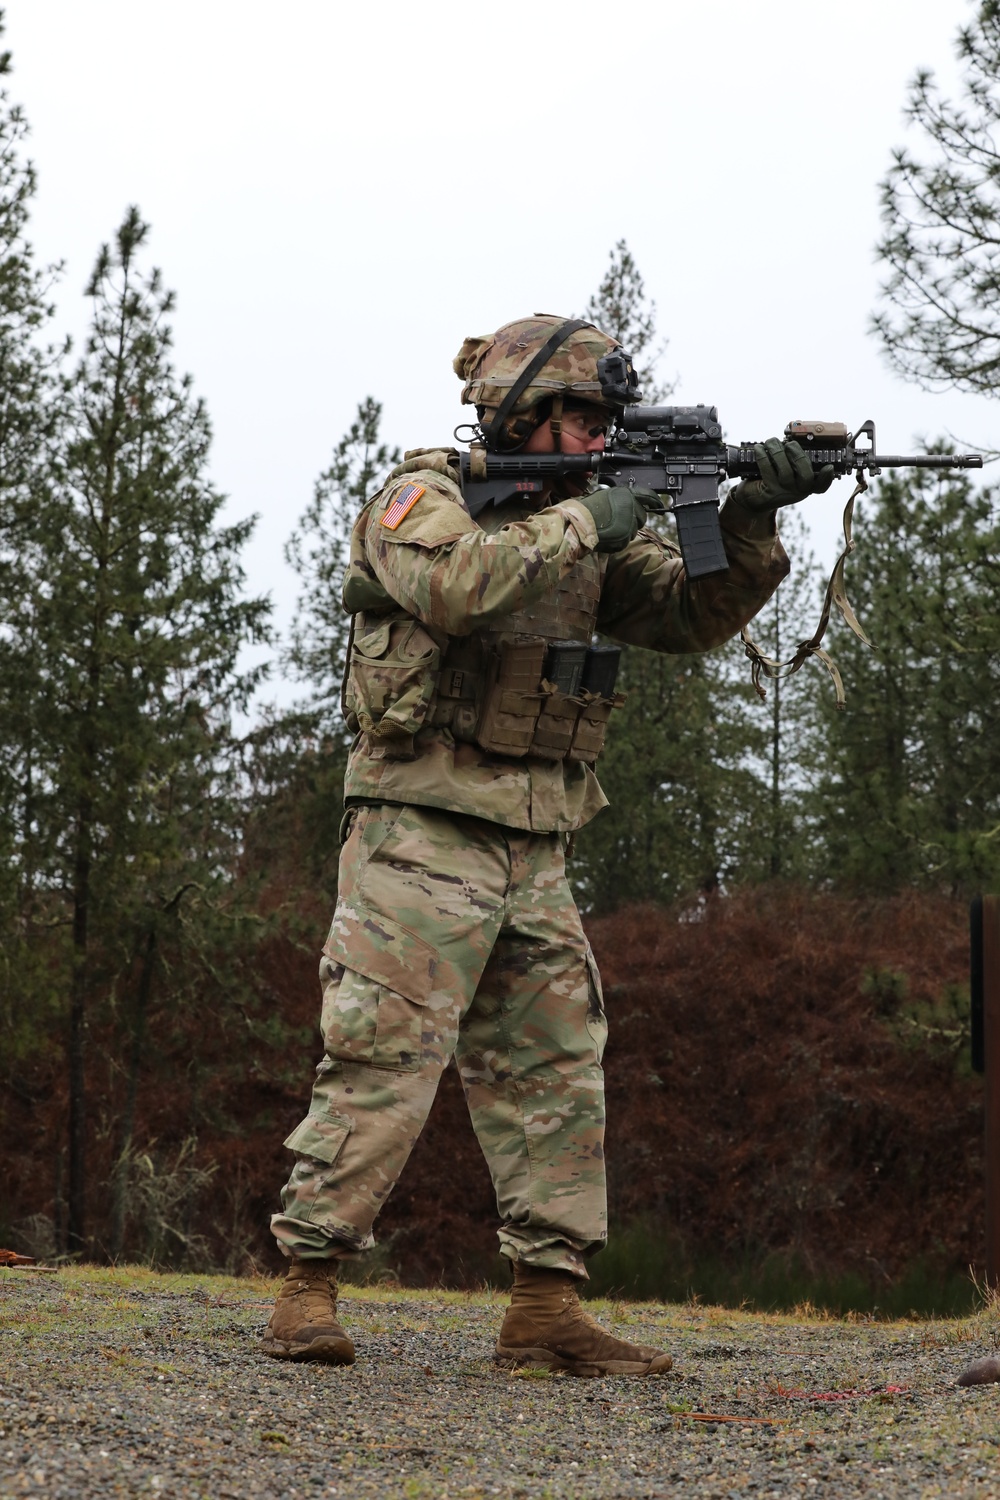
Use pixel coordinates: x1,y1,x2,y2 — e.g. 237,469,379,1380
869,453,983,469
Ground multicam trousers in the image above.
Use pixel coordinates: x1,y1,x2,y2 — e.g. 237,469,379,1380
270,802,608,1278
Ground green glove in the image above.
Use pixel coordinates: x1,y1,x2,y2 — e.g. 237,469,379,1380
733,437,836,513
573,485,655,553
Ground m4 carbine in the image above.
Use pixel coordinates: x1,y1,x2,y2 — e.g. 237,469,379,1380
459,408,984,579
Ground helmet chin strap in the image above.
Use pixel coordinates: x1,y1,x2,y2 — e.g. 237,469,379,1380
549,393,564,453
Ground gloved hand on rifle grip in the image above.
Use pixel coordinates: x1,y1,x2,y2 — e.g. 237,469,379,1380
573,485,656,553
733,437,835,513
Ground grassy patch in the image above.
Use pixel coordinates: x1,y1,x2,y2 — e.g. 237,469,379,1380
2,1259,992,1341
584,1221,979,1318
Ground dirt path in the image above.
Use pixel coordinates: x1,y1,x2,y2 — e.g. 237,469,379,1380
1,1267,998,1498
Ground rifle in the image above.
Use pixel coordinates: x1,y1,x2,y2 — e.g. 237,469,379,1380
459,408,984,580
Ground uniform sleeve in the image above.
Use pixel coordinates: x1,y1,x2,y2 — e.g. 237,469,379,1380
365,473,601,636
597,492,790,653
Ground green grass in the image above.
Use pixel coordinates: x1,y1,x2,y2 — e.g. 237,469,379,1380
4,1262,1000,1390
4,1237,983,1323
333,1219,982,1320
583,1220,980,1318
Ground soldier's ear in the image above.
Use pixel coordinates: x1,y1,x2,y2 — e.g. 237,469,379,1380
505,415,538,445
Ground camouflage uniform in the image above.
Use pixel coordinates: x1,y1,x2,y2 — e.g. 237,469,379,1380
271,440,788,1277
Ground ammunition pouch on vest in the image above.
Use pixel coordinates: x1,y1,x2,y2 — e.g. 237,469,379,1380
342,487,624,767
346,618,624,767
429,635,624,765
343,614,444,761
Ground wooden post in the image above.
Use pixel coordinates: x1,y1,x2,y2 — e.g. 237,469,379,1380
974,896,1000,1288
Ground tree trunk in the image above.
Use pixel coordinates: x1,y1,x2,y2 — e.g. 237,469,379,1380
770,591,783,879
109,929,157,1260
66,816,91,1255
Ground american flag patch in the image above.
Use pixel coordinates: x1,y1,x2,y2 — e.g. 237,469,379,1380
381,482,425,530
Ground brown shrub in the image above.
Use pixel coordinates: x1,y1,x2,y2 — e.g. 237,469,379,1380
0,887,983,1290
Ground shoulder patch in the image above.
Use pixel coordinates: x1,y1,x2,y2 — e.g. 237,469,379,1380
381,482,425,530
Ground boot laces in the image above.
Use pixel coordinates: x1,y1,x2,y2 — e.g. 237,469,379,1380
285,1268,338,1320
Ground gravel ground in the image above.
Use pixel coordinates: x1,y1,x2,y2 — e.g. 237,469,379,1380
2,1267,999,1498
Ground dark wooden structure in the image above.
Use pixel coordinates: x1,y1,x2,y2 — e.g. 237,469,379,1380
972,895,1000,1286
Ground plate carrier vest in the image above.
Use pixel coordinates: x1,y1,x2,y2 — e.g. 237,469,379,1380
341,489,624,767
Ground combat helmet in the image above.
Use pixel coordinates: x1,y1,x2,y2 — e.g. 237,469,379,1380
453,314,642,452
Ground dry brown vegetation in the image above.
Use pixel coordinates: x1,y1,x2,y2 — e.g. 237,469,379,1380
1,887,983,1302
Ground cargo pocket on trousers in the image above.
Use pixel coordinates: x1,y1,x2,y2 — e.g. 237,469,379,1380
282,1113,354,1220
584,947,608,1064
323,904,438,1072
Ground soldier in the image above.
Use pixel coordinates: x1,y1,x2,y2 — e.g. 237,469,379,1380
263,315,832,1374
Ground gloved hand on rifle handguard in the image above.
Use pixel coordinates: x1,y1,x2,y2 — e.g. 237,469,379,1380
731,437,835,513
572,485,658,553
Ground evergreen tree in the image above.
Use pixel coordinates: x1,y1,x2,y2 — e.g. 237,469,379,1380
584,239,674,402
246,399,403,916
8,208,270,1253
284,397,400,728
0,18,61,501
729,509,830,882
0,15,66,1078
571,649,769,911
805,463,1000,891
872,0,1000,395
572,241,774,908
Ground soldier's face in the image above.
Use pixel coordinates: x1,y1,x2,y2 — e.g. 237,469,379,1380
523,404,609,456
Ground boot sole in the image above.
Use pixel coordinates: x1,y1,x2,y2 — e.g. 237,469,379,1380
261,1333,355,1364
494,1344,672,1378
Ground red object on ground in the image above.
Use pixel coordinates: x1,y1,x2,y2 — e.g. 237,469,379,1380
0,1249,36,1267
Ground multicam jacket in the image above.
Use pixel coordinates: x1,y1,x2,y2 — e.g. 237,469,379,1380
341,448,789,833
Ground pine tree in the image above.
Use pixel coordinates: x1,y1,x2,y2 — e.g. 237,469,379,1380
872,0,1000,395
572,241,774,907
9,207,271,1253
0,22,61,502
571,649,770,911
239,399,404,917
584,239,674,402
0,15,66,1079
284,397,400,727
805,463,1000,891
728,509,829,882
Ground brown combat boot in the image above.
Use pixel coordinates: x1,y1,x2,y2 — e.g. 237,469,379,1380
262,1258,355,1364
495,1263,672,1377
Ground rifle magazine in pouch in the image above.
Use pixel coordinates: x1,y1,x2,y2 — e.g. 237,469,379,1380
533,687,582,760
475,636,546,757
345,616,442,760
569,691,627,765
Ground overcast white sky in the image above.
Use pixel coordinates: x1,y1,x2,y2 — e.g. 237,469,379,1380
6,0,996,690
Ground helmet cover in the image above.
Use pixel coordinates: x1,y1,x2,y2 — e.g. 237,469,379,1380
453,314,639,448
